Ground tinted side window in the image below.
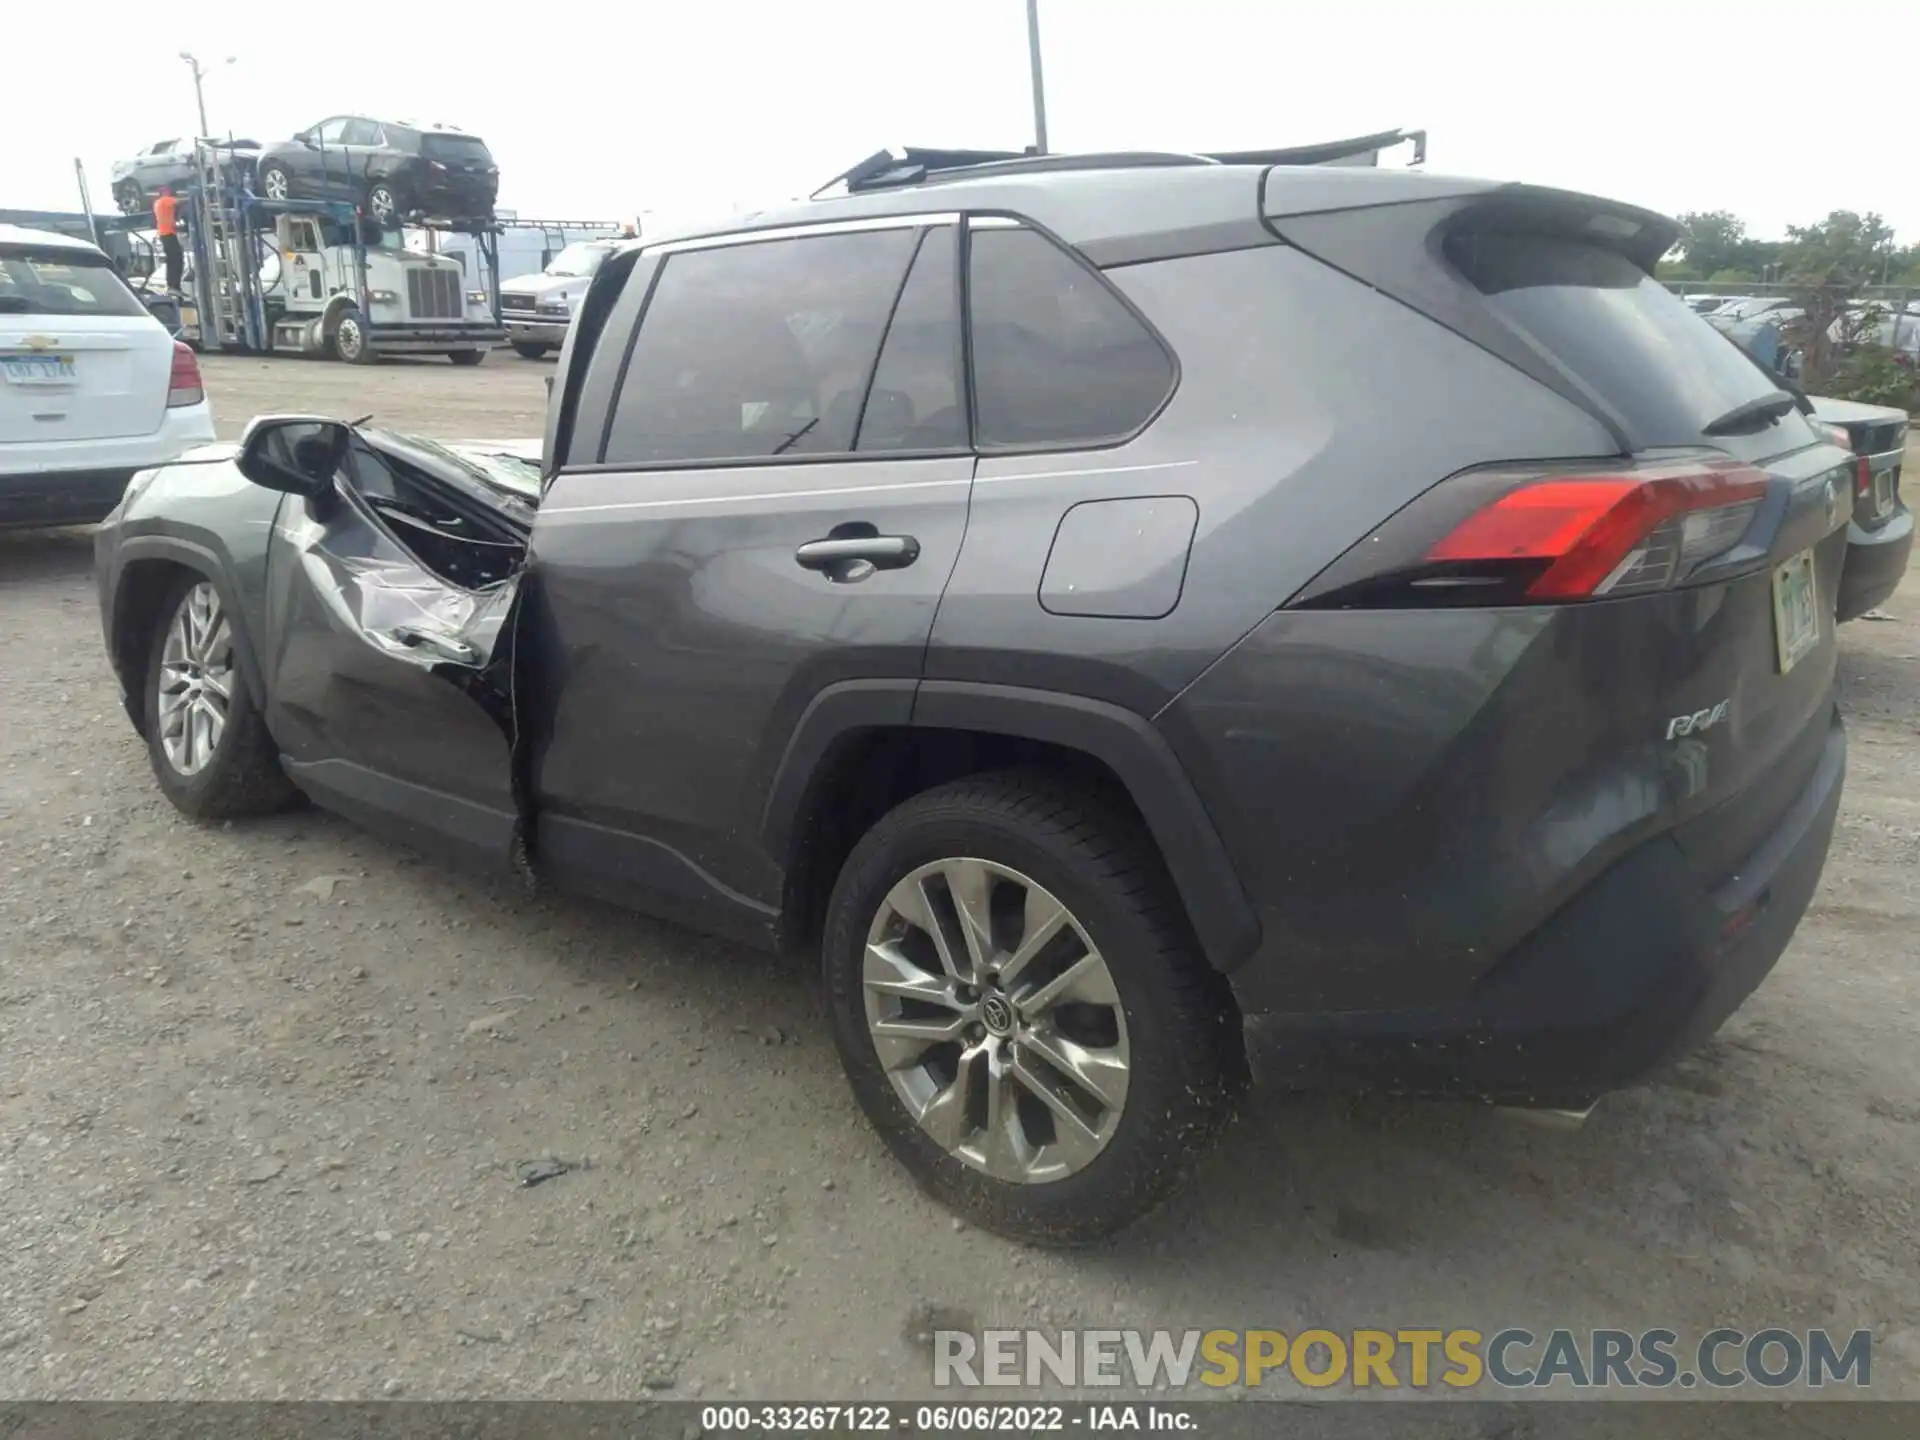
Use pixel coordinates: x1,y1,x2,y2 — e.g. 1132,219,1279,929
604,228,917,466
968,226,1174,449
342,119,383,146
857,227,965,453
314,118,351,145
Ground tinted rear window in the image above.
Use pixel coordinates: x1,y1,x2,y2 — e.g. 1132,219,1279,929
1448,231,1781,445
421,135,492,163
0,247,148,317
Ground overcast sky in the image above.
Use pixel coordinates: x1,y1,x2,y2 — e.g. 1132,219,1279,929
10,0,1915,242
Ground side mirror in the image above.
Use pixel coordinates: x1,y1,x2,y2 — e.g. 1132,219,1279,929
236,416,348,498
296,130,317,148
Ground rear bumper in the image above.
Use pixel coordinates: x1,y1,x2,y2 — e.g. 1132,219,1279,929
1838,503,1912,622
1240,708,1846,1106
0,405,215,527
0,467,139,529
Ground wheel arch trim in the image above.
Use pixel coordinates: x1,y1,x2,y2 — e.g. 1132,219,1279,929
110,537,268,713
761,678,1262,971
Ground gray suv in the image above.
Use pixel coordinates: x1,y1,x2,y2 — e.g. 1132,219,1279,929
95,150,1853,1243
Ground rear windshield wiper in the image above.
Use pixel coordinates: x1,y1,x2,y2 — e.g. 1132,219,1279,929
1703,390,1797,437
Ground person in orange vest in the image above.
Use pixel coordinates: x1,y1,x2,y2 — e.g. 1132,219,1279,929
154,186,183,295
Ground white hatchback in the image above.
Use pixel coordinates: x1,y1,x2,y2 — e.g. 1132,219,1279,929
1,224,215,528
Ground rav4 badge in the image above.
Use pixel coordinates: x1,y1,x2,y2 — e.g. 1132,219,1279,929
1667,699,1732,740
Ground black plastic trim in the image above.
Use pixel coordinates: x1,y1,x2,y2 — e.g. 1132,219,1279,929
110,535,268,706
910,680,1262,970
1078,218,1281,270
540,811,781,948
760,679,920,857
282,756,517,873
592,252,666,466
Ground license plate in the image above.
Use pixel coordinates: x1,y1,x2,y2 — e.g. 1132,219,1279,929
1,353,76,384
1771,548,1820,674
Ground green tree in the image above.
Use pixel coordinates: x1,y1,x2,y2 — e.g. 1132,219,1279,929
1890,242,1920,287
1674,210,1750,278
1782,210,1897,285
1780,211,1900,386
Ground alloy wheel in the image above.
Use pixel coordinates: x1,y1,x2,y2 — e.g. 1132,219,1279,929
261,167,289,201
368,185,396,223
863,858,1130,1184
336,316,364,361
156,582,233,777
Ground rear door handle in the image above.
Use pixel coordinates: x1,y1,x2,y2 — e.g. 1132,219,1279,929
795,534,920,582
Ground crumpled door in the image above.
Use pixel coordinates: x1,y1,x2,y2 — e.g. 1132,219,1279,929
260,482,524,874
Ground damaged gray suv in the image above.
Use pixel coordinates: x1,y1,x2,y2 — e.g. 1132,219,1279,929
97,146,1854,1244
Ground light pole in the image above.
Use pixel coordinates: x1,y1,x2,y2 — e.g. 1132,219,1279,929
178,52,234,137
1025,0,1049,154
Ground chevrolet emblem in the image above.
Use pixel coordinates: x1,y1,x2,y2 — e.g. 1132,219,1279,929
22,335,58,351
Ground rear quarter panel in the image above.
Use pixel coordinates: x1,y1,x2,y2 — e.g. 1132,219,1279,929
924,244,1622,713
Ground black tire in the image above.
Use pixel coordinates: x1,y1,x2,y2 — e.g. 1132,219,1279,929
822,769,1244,1246
258,162,293,203
511,342,550,360
447,349,486,367
327,307,375,365
116,182,145,216
141,573,299,821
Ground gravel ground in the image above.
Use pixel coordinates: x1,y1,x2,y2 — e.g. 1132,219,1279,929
1,354,1917,1402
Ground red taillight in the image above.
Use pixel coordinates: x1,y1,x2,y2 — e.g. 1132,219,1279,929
1428,460,1768,600
1855,455,1873,501
166,341,203,409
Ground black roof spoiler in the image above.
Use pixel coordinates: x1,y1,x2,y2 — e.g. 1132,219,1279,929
817,130,1426,197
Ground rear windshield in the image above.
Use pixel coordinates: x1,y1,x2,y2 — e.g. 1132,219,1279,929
1448,230,1782,445
420,134,492,163
0,246,149,317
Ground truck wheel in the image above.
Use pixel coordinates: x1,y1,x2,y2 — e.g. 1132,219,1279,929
511,342,549,360
447,349,486,367
327,307,375,365
821,770,1245,1246
143,574,300,821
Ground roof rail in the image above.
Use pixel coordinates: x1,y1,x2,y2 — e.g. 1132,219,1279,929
816,129,1427,197
816,147,1035,197
1205,128,1427,168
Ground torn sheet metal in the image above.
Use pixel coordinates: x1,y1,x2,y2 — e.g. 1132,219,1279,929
299,549,518,671
295,543,524,750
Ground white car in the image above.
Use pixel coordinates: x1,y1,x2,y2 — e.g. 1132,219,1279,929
1,225,215,528
500,239,623,358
